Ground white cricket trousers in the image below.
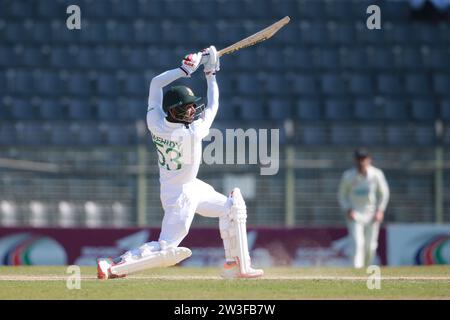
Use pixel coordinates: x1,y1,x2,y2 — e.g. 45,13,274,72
347,220,380,268
158,178,230,248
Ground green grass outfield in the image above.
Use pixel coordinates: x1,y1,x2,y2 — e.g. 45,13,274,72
0,265,449,300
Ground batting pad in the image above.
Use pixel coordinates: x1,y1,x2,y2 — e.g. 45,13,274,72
110,247,192,276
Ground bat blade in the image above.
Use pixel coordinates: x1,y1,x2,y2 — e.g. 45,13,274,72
218,16,290,57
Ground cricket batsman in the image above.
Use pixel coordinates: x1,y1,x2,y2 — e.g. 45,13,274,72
338,148,390,268
97,46,263,279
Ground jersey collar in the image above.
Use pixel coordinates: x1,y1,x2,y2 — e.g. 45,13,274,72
164,118,185,128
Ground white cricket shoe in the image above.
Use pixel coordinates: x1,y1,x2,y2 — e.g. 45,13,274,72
97,258,126,280
220,260,264,279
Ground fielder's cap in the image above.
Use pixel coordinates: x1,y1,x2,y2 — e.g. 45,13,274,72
354,148,370,159
163,86,202,114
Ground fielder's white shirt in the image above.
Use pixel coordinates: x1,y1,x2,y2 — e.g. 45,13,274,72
338,165,390,224
146,68,219,190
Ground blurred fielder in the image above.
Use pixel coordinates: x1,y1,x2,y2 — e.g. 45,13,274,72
338,148,390,268
97,46,263,279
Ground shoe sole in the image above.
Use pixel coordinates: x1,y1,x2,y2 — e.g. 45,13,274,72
97,262,108,280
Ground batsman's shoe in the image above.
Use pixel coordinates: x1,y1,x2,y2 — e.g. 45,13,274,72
220,261,264,279
97,258,126,280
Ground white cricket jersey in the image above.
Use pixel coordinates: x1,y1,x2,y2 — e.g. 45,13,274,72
338,165,390,224
146,68,219,190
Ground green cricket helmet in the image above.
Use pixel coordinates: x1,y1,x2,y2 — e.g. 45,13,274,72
163,86,205,123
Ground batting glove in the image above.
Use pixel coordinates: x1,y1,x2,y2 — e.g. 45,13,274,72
203,45,220,75
180,52,203,77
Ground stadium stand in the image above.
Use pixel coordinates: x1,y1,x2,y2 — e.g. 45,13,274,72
0,0,448,226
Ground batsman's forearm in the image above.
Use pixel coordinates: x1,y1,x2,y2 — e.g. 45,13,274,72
206,74,219,109
201,74,219,128
151,68,185,91
148,68,185,108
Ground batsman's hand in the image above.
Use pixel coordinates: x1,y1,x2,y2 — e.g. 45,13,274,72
202,45,220,75
180,51,203,77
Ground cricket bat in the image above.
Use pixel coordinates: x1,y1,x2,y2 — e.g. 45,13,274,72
218,16,291,57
